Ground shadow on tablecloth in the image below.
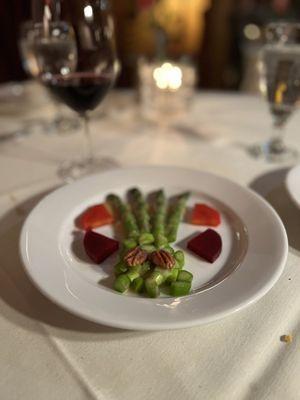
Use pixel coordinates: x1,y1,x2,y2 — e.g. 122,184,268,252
0,189,146,339
249,167,300,254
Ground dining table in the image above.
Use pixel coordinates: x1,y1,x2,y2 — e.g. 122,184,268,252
1,81,300,400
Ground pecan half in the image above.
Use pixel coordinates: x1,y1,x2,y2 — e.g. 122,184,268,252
124,247,148,267
151,250,176,269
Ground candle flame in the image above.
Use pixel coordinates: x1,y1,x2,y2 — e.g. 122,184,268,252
153,62,183,91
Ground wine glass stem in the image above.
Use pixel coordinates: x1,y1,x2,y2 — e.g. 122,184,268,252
82,113,94,164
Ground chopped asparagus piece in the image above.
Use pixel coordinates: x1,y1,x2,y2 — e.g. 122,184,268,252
166,268,179,284
155,234,169,249
147,270,165,286
126,270,140,282
174,250,185,269
170,281,192,297
139,233,155,245
140,244,156,253
153,267,172,283
114,274,131,293
123,238,138,251
145,280,160,298
163,245,175,255
177,270,193,283
129,262,151,276
131,277,144,293
114,261,128,276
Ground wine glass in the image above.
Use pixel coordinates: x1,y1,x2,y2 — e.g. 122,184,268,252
19,20,81,136
250,22,300,162
29,0,119,181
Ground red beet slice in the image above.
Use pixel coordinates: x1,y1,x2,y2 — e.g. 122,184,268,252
84,231,119,264
187,229,222,263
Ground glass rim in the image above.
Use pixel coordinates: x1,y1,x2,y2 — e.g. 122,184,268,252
20,20,72,30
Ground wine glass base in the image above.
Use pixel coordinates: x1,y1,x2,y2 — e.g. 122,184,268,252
58,157,119,183
248,141,298,163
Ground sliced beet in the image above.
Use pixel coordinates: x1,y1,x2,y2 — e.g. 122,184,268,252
187,229,222,263
84,230,119,264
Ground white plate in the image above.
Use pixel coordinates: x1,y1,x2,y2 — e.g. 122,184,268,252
286,165,300,208
20,166,288,330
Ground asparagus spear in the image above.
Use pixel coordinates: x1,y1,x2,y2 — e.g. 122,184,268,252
166,192,190,243
107,194,139,239
128,188,151,234
152,190,168,247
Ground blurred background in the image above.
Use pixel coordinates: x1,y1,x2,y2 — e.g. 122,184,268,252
1,0,300,92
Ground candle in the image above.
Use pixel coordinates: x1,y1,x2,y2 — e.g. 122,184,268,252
43,3,51,37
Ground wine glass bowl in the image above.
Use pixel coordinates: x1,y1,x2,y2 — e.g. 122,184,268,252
20,21,77,79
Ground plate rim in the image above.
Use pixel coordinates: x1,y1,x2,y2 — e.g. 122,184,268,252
20,165,289,330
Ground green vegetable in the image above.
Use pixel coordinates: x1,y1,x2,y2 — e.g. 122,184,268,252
128,188,151,233
174,250,185,269
139,232,155,245
172,259,182,270
114,261,128,276
147,270,165,286
155,234,169,249
131,277,144,293
110,190,193,299
130,262,151,276
153,267,172,283
170,281,192,297
152,190,168,246
177,270,193,283
126,270,140,282
166,268,179,284
145,280,160,298
114,274,131,293
166,192,190,243
122,238,137,251
140,244,156,253
107,194,139,239
163,245,175,255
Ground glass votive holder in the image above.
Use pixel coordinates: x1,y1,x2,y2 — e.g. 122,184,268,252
138,58,197,124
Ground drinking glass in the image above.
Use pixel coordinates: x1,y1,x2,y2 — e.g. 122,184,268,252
20,20,80,136
251,22,300,162
28,0,119,180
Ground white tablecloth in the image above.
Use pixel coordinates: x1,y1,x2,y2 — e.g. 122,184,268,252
1,83,300,400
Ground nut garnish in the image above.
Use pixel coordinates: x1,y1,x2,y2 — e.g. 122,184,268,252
280,334,293,344
151,250,176,269
124,247,148,267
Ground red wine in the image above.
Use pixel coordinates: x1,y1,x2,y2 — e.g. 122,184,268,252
46,73,113,113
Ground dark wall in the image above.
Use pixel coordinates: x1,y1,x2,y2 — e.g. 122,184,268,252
1,0,300,87
0,0,30,83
